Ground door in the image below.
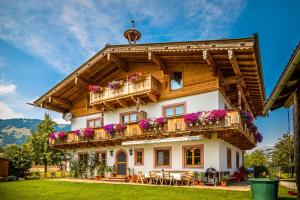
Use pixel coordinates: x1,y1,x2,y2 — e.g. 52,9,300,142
116,151,127,176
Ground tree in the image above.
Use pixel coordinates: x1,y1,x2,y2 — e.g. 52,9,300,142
270,133,294,177
28,113,65,172
244,149,268,168
1,144,32,177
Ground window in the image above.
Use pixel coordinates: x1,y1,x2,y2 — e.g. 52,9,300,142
134,148,144,166
170,71,183,90
87,118,103,128
183,145,204,168
96,151,107,166
120,112,138,124
78,153,88,165
236,151,240,169
154,147,171,168
163,103,186,118
227,148,232,169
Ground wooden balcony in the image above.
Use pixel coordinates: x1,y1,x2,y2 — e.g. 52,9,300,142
90,75,160,109
50,109,256,150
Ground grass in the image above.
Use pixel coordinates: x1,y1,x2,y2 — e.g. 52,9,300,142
0,180,297,200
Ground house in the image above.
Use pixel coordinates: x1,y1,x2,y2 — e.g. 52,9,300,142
263,42,300,197
32,24,265,177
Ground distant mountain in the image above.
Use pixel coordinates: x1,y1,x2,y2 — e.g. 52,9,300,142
0,118,70,147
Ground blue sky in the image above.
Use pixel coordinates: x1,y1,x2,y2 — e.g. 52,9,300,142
0,0,299,148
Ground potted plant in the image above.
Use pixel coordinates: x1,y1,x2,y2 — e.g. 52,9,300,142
199,172,205,186
184,113,200,127
107,165,116,177
127,168,135,181
193,171,200,185
115,123,127,137
107,80,124,90
104,124,116,138
139,119,151,132
96,164,106,180
220,175,228,186
128,71,144,83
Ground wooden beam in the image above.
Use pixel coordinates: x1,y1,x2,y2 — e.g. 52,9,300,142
221,76,244,86
203,50,217,76
75,75,90,86
52,96,72,108
148,93,158,102
228,49,242,76
117,99,128,107
107,53,128,72
131,96,145,105
148,51,168,74
41,102,68,113
103,102,115,111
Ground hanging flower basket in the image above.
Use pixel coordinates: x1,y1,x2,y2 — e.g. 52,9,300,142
128,72,145,83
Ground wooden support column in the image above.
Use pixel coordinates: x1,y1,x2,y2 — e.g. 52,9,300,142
203,50,217,76
148,51,168,87
238,89,242,109
294,83,300,198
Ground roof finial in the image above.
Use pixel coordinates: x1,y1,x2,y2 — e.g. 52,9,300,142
124,20,141,44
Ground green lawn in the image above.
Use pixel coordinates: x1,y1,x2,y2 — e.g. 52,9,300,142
0,180,297,200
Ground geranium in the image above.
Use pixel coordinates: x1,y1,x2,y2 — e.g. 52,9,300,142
107,80,124,90
115,123,127,133
57,132,66,139
129,72,144,83
208,109,227,122
183,113,200,125
49,133,56,140
199,111,210,124
88,85,102,93
139,119,151,130
104,124,115,135
83,128,95,138
154,117,166,128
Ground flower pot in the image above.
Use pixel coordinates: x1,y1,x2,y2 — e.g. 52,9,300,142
95,176,101,180
199,180,205,186
221,180,227,186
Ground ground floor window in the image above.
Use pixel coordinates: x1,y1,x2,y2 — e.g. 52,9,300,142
134,148,144,166
96,151,107,166
78,153,88,165
227,147,232,169
183,145,204,168
154,147,171,168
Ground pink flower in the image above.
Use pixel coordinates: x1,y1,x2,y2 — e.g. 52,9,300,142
139,119,150,130
154,117,166,127
115,123,127,132
104,124,115,135
57,132,66,139
73,130,80,136
83,128,95,138
49,133,56,139
184,113,200,125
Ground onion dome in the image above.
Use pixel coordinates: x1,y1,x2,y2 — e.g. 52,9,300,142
124,20,141,44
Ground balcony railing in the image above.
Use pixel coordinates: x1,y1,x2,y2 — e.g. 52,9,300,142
90,75,160,106
50,109,256,150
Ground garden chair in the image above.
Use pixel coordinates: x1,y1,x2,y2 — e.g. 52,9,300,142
181,171,194,186
137,171,147,184
162,171,173,186
149,171,157,184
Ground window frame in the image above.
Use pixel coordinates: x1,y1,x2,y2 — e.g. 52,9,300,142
154,147,172,169
86,117,104,128
134,148,144,166
227,147,232,169
170,71,183,91
78,152,88,165
96,151,107,166
120,111,139,124
162,102,186,118
182,145,204,168
236,151,240,169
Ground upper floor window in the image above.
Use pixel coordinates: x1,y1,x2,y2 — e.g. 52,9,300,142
163,103,186,118
120,111,138,124
87,118,103,128
170,71,183,90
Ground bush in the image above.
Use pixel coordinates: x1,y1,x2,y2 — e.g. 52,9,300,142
254,165,269,177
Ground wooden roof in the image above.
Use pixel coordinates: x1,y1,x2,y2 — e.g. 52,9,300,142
264,42,300,113
33,34,266,116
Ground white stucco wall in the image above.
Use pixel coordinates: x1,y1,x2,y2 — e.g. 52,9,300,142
71,90,227,130
75,133,223,174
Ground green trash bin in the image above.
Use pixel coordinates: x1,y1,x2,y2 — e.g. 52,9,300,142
249,178,279,200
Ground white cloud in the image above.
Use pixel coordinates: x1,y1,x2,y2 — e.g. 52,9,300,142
0,101,23,119
0,83,16,95
0,0,246,75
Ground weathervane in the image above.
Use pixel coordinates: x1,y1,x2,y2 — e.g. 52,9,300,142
124,20,141,44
